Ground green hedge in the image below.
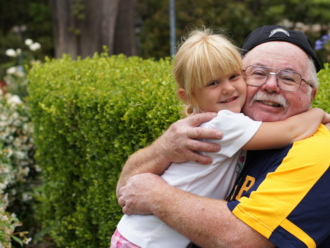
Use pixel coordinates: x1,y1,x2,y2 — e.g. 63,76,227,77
28,53,330,248
27,53,182,247
313,63,330,112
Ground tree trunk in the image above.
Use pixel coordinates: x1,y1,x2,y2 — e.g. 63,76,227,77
49,0,137,59
114,0,137,56
49,0,77,59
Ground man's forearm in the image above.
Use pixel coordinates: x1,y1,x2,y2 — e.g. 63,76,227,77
149,185,275,248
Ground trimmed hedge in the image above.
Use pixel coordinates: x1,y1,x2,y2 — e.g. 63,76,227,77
28,53,330,248
27,53,182,247
313,63,330,112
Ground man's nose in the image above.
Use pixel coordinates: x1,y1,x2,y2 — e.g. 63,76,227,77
261,73,281,93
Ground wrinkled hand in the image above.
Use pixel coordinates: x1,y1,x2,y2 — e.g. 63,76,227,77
155,112,222,165
118,173,168,215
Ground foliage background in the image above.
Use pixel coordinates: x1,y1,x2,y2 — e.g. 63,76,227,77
2,0,330,76
1,0,330,247
136,0,330,66
0,0,53,79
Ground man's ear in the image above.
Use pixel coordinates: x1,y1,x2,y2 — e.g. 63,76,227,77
310,87,317,102
177,88,188,102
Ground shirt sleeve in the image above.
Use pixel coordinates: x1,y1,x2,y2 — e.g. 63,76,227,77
199,110,261,160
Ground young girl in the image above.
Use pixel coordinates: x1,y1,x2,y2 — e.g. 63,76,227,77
111,29,330,248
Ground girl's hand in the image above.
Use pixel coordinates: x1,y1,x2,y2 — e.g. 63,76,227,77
322,112,330,124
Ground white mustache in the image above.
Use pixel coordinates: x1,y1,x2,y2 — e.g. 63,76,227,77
249,91,289,112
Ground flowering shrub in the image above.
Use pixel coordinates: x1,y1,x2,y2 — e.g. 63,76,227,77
314,33,330,67
315,33,330,50
0,92,37,247
3,38,41,98
0,147,22,248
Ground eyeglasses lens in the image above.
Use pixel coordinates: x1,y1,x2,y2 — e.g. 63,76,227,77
244,66,301,92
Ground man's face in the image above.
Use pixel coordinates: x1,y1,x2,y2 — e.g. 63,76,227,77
242,41,317,122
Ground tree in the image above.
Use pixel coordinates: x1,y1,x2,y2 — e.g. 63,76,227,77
136,0,330,67
50,0,137,59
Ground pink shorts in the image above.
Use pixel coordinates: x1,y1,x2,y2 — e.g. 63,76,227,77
110,229,140,248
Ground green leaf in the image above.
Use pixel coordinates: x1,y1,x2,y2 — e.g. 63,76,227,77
11,235,24,247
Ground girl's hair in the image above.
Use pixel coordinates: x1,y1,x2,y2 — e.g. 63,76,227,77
173,28,243,117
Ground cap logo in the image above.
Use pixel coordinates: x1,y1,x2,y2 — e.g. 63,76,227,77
269,28,290,37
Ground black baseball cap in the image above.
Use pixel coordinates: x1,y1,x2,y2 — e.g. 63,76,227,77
241,25,321,72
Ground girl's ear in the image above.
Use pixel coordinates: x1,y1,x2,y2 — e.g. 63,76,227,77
177,88,188,102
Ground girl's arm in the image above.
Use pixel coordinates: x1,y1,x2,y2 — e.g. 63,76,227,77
242,108,330,150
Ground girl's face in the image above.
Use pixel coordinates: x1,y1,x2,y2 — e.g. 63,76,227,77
192,70,247,113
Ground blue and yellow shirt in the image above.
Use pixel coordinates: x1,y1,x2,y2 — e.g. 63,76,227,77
228,124,330,248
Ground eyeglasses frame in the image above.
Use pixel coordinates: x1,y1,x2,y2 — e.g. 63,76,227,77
243,65,314,92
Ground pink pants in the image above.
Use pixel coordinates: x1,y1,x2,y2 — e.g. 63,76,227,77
110,229,140,248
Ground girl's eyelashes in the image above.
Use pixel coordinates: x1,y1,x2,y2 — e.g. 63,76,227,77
206,72,243,86
229,73,241,80
208,80,219,86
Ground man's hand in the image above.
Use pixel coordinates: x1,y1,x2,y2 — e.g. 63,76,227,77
118,173,168,215
155,112,222,165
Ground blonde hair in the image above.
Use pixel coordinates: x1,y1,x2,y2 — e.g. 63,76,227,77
173,28,243,117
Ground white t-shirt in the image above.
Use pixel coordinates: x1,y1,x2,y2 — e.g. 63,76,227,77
117,110,262,248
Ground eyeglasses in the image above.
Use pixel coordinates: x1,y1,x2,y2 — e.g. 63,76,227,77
243,65,313,92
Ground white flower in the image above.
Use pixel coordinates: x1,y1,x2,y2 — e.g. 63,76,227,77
1,215,8,221
5,49,17,57
0,183,6,190
25,39,33,46
6,148,13,157
22,193,32,201
29,42,41,51
35,164,42,172
15,71,25,77
6,67,17,75
7,95,22,105
16,48,22,55
15,151,26,160
25,237,32,244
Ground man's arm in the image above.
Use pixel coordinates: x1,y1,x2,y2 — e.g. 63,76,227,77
118,173,275,248
116,112,223,196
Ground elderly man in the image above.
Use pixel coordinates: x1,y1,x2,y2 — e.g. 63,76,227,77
117,25,330,247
